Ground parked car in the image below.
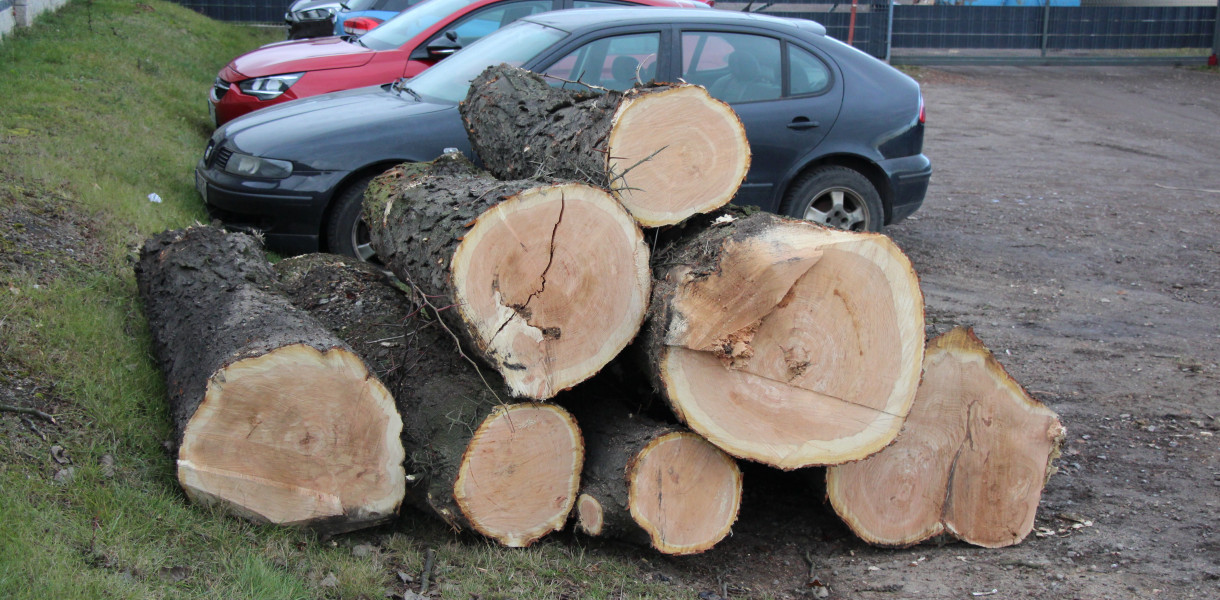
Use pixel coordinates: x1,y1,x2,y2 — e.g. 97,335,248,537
197,8,931,259
210,0,708,127
333,0,424,36
285,0,344,40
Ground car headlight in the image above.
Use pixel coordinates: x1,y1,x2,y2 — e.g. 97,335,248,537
237,73,304,100
223,152,293,179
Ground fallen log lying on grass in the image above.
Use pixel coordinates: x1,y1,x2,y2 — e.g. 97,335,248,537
364,152,650,401
826,327,1066,548
275,254,584,547
461,65,750,227
134,227,405,534
569,398,741,555
641,211,926,469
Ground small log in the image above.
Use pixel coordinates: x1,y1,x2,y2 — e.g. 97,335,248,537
134,227,405,534
826,327,1066,548
569,399,741,555
642,211,925,469
461,64,750,227
275,254,584,547
364,153,650,400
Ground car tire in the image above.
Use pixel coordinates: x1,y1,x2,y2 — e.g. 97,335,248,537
325,175,378,262
781,166,884,232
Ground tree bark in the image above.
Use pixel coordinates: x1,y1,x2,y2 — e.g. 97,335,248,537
461,64,750,227
364,153,650,400
275,254,584,547
568,398,741,555
641,210,926,469
826,327,1065,548
134,227,405,534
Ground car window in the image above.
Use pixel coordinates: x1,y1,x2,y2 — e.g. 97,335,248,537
788,44,831,96
682,31,781,104
408,20,567,103
358,0,477,51
441,0,553,47
541,32,661,92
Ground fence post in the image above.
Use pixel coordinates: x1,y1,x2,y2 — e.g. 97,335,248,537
886,0,895,63
1212,0,1219,65
1041,0,1052,58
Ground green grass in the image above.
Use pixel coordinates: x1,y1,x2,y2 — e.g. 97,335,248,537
0,2,682,598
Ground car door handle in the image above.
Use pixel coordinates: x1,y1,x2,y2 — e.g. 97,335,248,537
787,118,820,130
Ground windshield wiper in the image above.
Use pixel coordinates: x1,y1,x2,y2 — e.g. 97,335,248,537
392,78,421,101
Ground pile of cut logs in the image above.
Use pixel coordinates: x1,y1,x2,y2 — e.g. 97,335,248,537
135,65,1064,554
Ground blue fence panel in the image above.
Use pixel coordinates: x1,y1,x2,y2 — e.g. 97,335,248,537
770,7,890,59
891,6,1044,50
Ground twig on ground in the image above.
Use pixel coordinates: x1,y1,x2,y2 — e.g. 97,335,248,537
1154,183,1220,194
1,404,57,424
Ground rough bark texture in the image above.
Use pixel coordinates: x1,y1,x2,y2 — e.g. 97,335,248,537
640,210,926,469
825,327,1066,548
134,227,405,534
461,64,750,226
568,397,741,555
275,254,584,547
365,153,650,400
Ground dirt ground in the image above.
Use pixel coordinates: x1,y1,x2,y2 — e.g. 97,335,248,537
626,65,1220,600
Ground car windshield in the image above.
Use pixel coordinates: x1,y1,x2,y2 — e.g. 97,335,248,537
358,0,477,50
405,20,566,103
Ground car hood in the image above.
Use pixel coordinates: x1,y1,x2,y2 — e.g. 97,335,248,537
221,86,454,163
229,37,375,79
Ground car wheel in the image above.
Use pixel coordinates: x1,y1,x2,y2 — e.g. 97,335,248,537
325,176,378,262
782,166,883,232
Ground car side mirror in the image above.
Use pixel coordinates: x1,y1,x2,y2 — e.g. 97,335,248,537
425,31,462,60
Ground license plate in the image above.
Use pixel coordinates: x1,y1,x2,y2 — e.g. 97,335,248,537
208,99,217,129
195,171,208,204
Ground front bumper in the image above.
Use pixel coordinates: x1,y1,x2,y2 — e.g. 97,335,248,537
195,158,346,255
882,154,932,224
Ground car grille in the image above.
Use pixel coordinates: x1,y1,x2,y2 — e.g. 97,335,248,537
212,77,231,102
213,147,234,170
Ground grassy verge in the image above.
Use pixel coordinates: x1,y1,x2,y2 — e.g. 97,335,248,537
0,2,681,598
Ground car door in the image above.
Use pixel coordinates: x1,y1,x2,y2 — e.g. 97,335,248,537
679,29,844,211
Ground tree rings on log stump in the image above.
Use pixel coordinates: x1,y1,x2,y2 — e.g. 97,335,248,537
462,65,749,227
647,213,925,469
605,85,749,226
451,183,650,399
135,227,405,533
826,327,1066,548
454,402,584,547
571,401,741,555
626,432,741,555
366,154,650,400
178,345,404,529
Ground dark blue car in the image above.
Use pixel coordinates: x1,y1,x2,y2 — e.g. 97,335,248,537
197,8,931,260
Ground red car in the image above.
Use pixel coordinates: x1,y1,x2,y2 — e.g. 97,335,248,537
209,0,709,126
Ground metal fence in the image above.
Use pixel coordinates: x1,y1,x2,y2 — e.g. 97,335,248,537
176,0,284,22
171,0,1220,65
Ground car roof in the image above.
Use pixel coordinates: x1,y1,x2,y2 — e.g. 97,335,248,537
523,7,827,37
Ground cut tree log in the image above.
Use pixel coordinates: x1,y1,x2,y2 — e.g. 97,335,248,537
364,153,650,400
569,399,741,555
825,327,1066,548
133,227,405,534
275,254,584,547
461,64,750,227
642,211,925,469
